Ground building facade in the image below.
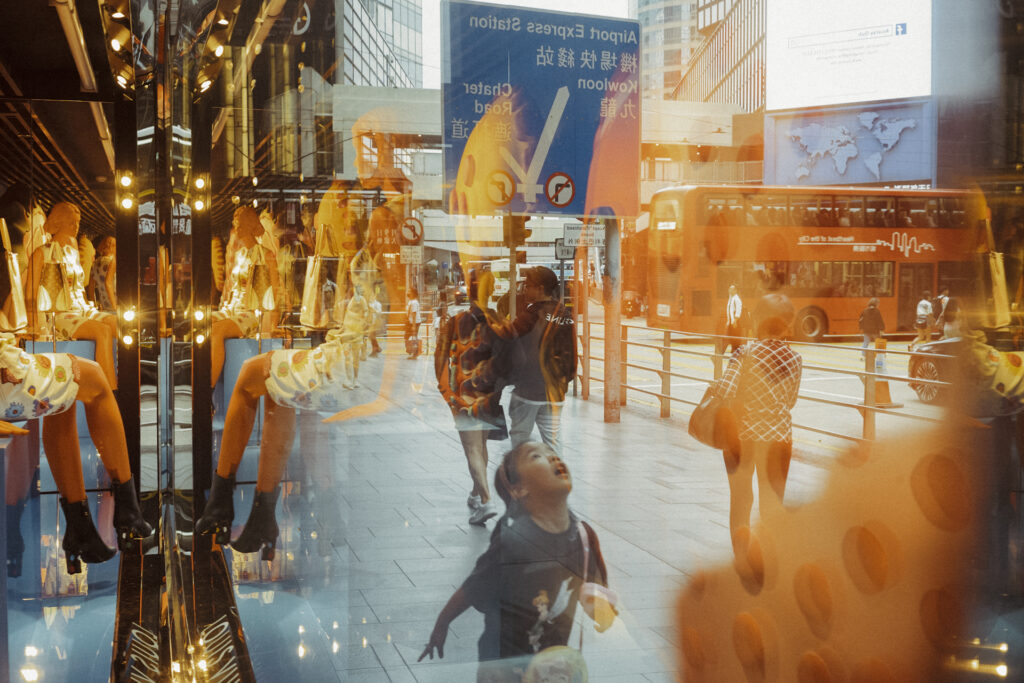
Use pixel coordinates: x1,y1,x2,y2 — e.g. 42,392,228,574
630,0,700,99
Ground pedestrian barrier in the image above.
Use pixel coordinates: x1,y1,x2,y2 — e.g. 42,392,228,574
576,320,953,444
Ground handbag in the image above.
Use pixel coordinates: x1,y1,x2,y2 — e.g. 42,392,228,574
36,240,71,314
299,227,342,329
689,353,744,449
0,219,27,332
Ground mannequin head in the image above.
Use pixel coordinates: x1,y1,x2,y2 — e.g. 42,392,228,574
44,202,80,238
98,236,116,257
232,206,264,246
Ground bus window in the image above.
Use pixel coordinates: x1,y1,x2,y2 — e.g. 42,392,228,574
835,196,865,227
790,195,834,227
940,196,966,228
653,195,681,230
897,197,938,227
866,196,896,227
703,194,746,225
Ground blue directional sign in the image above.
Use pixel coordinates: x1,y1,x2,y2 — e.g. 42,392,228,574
442,0,640,218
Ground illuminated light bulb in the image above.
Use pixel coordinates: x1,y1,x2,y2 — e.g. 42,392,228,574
971,659,980,670
199,79,212,92
332,621,338,630
194,310,205,321
361,637,367,648
298,625,305,634
24,646,38,657
112,10,125,19
111,38,121,51
252,176,258,187
171,662,181,673
194,177,205,190
332,641,339,653
1001,643,1009,653
123,309,135,322
997,664,1008,677
116,75,128,88
214,45,224,57
120,196,134,210
197,660,208,671
252,199,258,208
297,644,306,658
194,199,205,211
195,334,206,344
119,174,132,188
20,668,39,682
122,334,133,346
217,17,229,25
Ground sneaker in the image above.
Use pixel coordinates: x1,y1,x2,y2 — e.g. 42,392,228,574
467,494,482,510
469,501,497,526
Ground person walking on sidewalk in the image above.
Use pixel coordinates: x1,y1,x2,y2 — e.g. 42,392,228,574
504,266,577,455
910,290,933,351
405,287,422,358
436,270,508,526
725,284,743,352
713,294,802,549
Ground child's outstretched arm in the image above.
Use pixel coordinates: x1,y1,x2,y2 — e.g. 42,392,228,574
418,586,471,661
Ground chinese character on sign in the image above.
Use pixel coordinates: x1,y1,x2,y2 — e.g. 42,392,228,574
493,122,512,143
557,47,575,68
451,118,469,139
581,49,597,69
537,45,554,66
619,100,637,119
619,53,638,73
600,97,617,119
600,51,618,71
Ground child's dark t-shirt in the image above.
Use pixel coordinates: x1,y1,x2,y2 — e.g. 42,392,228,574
461,512,607,661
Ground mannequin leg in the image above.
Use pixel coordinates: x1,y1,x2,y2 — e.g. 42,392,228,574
74,359,131,483
211,317,244,388
72,319,117,389
254,399,297,493
42,408,85,503
216,353,271,478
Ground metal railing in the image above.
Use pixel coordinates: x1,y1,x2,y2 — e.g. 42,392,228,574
577,320,952,444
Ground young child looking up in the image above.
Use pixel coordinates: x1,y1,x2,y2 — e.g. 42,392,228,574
419,442,617,679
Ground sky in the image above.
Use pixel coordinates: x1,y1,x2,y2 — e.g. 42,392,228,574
421,0,632,88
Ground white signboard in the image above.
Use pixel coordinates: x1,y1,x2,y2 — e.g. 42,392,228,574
554,238,574,261
563,223,605,248
766,0,931,110
400,246,423,264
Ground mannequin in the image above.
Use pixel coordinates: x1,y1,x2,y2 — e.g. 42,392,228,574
0,336,152,573
210,206,282,387
88,236,117,312
195,252,380,558
26,202,118,388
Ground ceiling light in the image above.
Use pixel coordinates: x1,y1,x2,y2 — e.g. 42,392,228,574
111,38,121,51
196,333,206,344
119,174,132,188
252,176,258,187
194,177,205,190
120,196,134,210
194,199,205,211
123,309,136,322
112,11,125,19
122,335,134,346
217,17,229,26
116,75,128,88
214,45,224,57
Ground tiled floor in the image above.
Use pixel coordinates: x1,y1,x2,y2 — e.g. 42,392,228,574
218,344,832,682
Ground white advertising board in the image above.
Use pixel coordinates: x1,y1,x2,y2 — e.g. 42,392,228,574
766,0,931,110
400,246,423,264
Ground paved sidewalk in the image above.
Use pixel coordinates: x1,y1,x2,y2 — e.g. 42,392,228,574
229,342,833,682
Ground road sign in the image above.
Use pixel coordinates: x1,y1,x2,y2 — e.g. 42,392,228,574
400,246,423,264
399,216,423,246
563,223,605,247
442,1,640,218
554,238,574,261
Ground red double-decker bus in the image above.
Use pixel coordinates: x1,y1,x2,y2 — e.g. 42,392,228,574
645,185,990,341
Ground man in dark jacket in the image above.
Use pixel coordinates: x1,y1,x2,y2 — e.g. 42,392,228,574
505,266,577,455
859,297,885,368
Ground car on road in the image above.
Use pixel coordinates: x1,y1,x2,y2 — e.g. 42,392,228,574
908,337,959,404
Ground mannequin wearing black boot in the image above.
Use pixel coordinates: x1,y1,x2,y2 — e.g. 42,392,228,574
195,473,235,545
0,339,154,573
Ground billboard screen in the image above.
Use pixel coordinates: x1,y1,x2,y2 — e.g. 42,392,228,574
766,0,932,111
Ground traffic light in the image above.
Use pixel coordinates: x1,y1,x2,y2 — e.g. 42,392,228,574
504,215,532,247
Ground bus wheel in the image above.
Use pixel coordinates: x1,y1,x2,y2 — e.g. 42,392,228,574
795,307,827,342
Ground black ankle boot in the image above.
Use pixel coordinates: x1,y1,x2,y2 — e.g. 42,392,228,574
59,498,115,574
231,487,280,560
6,501,25,578
196,473,235,545
111,477,154,551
